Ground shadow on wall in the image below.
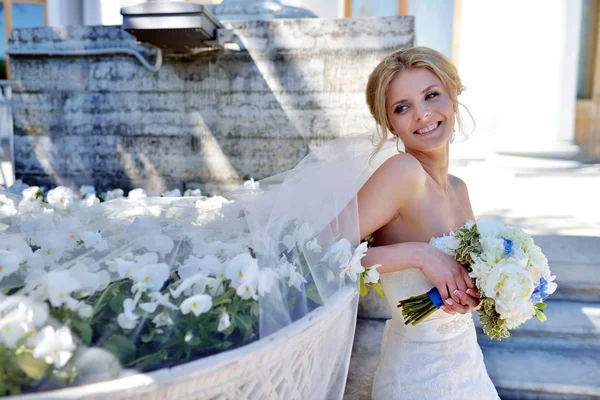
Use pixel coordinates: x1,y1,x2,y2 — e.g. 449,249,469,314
8,18,413,194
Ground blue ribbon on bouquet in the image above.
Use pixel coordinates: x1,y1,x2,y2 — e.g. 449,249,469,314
427,287,444,309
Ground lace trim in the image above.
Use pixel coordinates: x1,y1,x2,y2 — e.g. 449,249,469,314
436,314,473,336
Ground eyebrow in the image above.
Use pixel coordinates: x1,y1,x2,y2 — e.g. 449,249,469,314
390,85,441,109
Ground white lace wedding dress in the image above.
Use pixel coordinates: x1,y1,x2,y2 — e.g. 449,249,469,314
371,267,499,399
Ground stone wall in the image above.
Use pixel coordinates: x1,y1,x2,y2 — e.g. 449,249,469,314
9,17,413,194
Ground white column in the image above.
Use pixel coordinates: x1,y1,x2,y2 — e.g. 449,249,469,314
281,0,343,18
83,0,144,26
47,0,83,26
457,0,582,156
408,0,454,59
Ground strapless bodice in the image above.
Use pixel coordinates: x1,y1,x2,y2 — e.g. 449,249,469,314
379,268,473,342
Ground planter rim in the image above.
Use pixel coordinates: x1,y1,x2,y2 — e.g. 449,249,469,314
10,287,356,400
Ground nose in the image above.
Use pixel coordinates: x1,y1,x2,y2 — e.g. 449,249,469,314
414,103,431,121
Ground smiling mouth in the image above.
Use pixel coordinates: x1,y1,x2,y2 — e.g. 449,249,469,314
414,121,442,135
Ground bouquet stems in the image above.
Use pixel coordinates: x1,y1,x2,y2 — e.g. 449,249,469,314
397,287,443,326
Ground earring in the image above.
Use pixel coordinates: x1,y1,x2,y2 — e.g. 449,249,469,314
395,137,402,153
450,129,456,144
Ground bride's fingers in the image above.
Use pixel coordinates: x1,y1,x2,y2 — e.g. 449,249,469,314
447,301,470,314
453,290,479,308
454,278,468,303
444,281,459,307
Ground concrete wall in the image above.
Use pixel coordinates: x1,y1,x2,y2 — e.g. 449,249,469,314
8,17,413,194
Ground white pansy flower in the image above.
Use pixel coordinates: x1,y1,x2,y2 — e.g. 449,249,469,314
258,268,279,296
236,260,261,300
322,238,352,267
243,178,260,190
162,189,181,197
218,312,231,332
224,253,256,288
0,250,21,281
195,196,231,212
81,231,108,252
25,270,81,310
152,312,174,328
0,194,17,217
35,232,73,260
169,274,206,299
32,326,76,368
1,236,32,262
0,299,49,347
142,234,174,256
178,255,220,280
338,241,368,282
79,185,96,198
364,264,381,284
105,189,124,200
183,188,202,197
69,264,110,295
277,257,306,291
139,292,178,313
282,223,313,252
18,187,44,214
305,237,322,252
80,195,100,209
133,263,170,292
47,187,76,211
128,188,147,201
117,298,139,330
180,294,212,317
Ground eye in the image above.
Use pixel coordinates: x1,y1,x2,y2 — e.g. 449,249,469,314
394,104,409,114
425,91,439,100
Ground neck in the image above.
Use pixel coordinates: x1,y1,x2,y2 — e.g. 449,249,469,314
406,144,450,189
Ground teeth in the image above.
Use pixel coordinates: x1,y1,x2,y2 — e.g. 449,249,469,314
416,122,439,134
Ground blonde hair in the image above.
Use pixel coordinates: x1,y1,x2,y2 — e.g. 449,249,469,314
365,46,473,158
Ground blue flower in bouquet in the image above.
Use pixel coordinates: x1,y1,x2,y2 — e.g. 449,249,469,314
531,277,551,303
501,237,513,256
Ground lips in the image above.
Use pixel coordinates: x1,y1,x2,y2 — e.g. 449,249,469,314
414,121,442,135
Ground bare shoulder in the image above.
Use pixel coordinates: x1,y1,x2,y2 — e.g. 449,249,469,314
376,153,427,186
449,174,475,219
449,174,469,195
357,153,427,238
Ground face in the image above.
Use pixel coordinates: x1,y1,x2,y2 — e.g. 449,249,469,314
386,68,455,152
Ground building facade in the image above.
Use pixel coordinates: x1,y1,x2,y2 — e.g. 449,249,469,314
1,0,598,160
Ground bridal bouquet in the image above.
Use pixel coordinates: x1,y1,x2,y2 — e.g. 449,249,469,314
398,221,557,340
0,182,366,395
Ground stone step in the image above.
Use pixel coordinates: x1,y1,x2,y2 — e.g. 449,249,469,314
481,341,600,399
475,300,600,347
550,263,600,303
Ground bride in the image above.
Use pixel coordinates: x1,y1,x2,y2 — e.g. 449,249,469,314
358,47,499,399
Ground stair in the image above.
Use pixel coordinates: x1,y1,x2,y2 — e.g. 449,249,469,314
345,233,600,400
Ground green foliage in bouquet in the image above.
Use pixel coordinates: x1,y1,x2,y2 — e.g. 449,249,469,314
478,298,509,340
453,223,481,268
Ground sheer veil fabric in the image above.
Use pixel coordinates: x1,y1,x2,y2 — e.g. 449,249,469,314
0,134,398,397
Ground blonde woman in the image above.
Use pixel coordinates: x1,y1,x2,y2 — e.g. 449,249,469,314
358,47,499,398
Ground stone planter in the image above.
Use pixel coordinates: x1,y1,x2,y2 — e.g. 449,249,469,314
12,290,358,400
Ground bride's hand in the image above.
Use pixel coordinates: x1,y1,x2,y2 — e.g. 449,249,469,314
419,245,480,315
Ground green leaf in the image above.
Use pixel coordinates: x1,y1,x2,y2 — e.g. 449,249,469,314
71,319,93,345
535,302,547,309
369,282,385,299
103,334,136,365
15,351,49,380
359,277,368,297
305,285,323,305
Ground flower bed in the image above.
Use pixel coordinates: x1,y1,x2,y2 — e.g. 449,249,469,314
0,182,370,397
